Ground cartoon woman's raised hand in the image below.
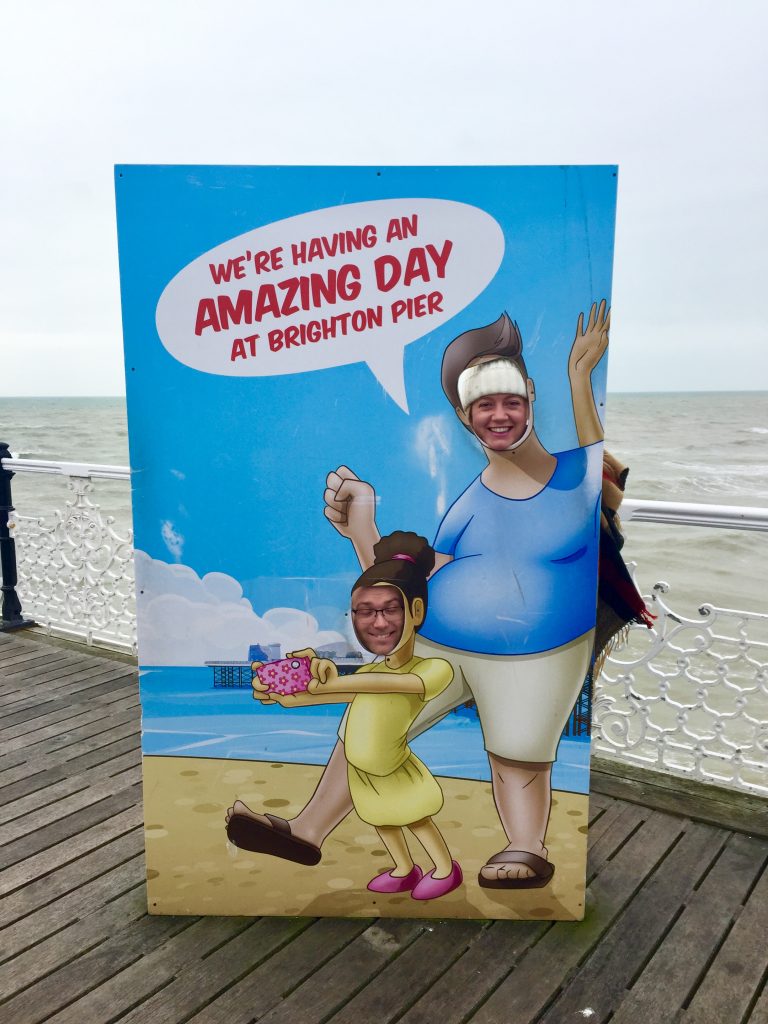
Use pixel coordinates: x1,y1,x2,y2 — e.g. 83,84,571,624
568,300,610,378
323,467,380,568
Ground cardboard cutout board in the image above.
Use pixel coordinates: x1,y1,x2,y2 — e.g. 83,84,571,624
116,165,616,920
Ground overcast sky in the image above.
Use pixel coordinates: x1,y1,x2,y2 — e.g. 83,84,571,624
2,0,766,395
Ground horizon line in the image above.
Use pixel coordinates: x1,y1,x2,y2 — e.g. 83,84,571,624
3,389,768,400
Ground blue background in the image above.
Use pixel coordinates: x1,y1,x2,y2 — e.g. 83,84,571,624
115,165,616,791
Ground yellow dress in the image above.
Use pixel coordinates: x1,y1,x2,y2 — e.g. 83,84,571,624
342,656,453,827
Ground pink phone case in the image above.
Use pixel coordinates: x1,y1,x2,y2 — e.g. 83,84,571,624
255,656,312,695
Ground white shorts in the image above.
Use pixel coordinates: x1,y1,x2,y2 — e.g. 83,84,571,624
338,630,594,763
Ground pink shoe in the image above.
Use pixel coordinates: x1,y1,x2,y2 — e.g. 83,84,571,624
367,865,423,893
410,860,463,900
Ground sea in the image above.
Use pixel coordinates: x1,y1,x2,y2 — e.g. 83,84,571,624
2,392,766,617
1,393,766,791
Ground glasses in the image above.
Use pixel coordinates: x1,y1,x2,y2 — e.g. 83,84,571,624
351,603,404,623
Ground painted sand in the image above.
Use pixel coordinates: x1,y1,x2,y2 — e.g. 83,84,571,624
143,756,589,921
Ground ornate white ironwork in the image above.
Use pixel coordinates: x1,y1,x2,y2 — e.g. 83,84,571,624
3,455,767,795
593,572,768,796
9,470,136,654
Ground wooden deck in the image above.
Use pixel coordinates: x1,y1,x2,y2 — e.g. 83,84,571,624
1,629,767,1024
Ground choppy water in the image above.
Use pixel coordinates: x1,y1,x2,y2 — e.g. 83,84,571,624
2,392,766,618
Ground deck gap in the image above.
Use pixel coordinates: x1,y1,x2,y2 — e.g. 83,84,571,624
7,704,105,740
102,876,147,906
100,976,178,1024
45,713,139,757
454,921,557,1024
318,921,433,1022
0,934,108,1009
679,915,738,1011
385,923,494,1024
691,834,734,892
588,804,609,827
0,833,144,927
271,918,392,1009
739,851,768,905
625,901,687,991
0,815,144,899
0,768,51,801
739,957,768,1024
197,915,258,960
0,783,91,832
106,756,143,779
176,917,321,1024
602,816,650,864
0,788,143,867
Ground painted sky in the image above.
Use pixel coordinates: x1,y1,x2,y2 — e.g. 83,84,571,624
2,0,766,395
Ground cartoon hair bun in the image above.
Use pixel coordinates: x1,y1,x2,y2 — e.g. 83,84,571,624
372,531,435,578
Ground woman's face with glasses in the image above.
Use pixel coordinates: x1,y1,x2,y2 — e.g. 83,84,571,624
351,585,406,655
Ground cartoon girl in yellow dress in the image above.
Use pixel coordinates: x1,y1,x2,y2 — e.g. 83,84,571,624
229,531,462,900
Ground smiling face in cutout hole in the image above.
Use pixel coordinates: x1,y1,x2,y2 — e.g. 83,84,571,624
468,393,530,451
351,585,406,656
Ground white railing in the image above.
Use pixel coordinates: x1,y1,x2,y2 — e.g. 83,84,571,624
2,455,767,796
2,457,135,652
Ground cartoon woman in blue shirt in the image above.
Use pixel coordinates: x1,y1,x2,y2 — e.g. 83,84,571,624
228,302,608,890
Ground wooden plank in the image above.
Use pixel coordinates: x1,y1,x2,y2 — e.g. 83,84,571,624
683,860,768,1024
325,921,491,1024
0,689,138,761
0,762,142,847
0,885,149,997
0,662,136,715
0,748,141,826
244,919,425,1024
185,918,389,1024
0,803,143,897
0,645,75,672
0,695,139,757
393,801,631,1024
47,917,303,1024
395,920,547,1024
0,783,142,871
0,727,140,806
0,720,140,790
587,799,650,881
0,650,108,689
538,822,728,1022
468,811,689,1024
116,918,369,1024
748,985,768,1024
0,908,190,1024
0,660,124,717
606,833,768,1024
0,827,144,927
591,755,768,838
0,853,145,961
0,679,139,733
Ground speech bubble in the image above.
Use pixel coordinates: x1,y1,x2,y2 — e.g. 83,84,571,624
155,198,504,412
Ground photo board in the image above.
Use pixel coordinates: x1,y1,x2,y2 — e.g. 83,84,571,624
115,164,617,919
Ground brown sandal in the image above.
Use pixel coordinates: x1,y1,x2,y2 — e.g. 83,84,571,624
477,851,554,889
226,812,321,865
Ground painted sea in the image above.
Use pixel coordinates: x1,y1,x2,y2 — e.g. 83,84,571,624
1,393,766,792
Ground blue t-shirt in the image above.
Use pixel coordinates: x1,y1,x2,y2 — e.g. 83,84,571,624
421,445,602,655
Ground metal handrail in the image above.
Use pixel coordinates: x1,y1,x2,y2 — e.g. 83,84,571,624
622,499,768,532
3,456,768,530
0,457,130,482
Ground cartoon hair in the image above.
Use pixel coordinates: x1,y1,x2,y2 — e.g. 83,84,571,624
441,312,527,411
352,531,435,617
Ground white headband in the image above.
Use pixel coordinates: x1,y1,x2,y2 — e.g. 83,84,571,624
457,358,527,411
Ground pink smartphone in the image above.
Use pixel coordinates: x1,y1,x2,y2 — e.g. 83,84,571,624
255,656,312,695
